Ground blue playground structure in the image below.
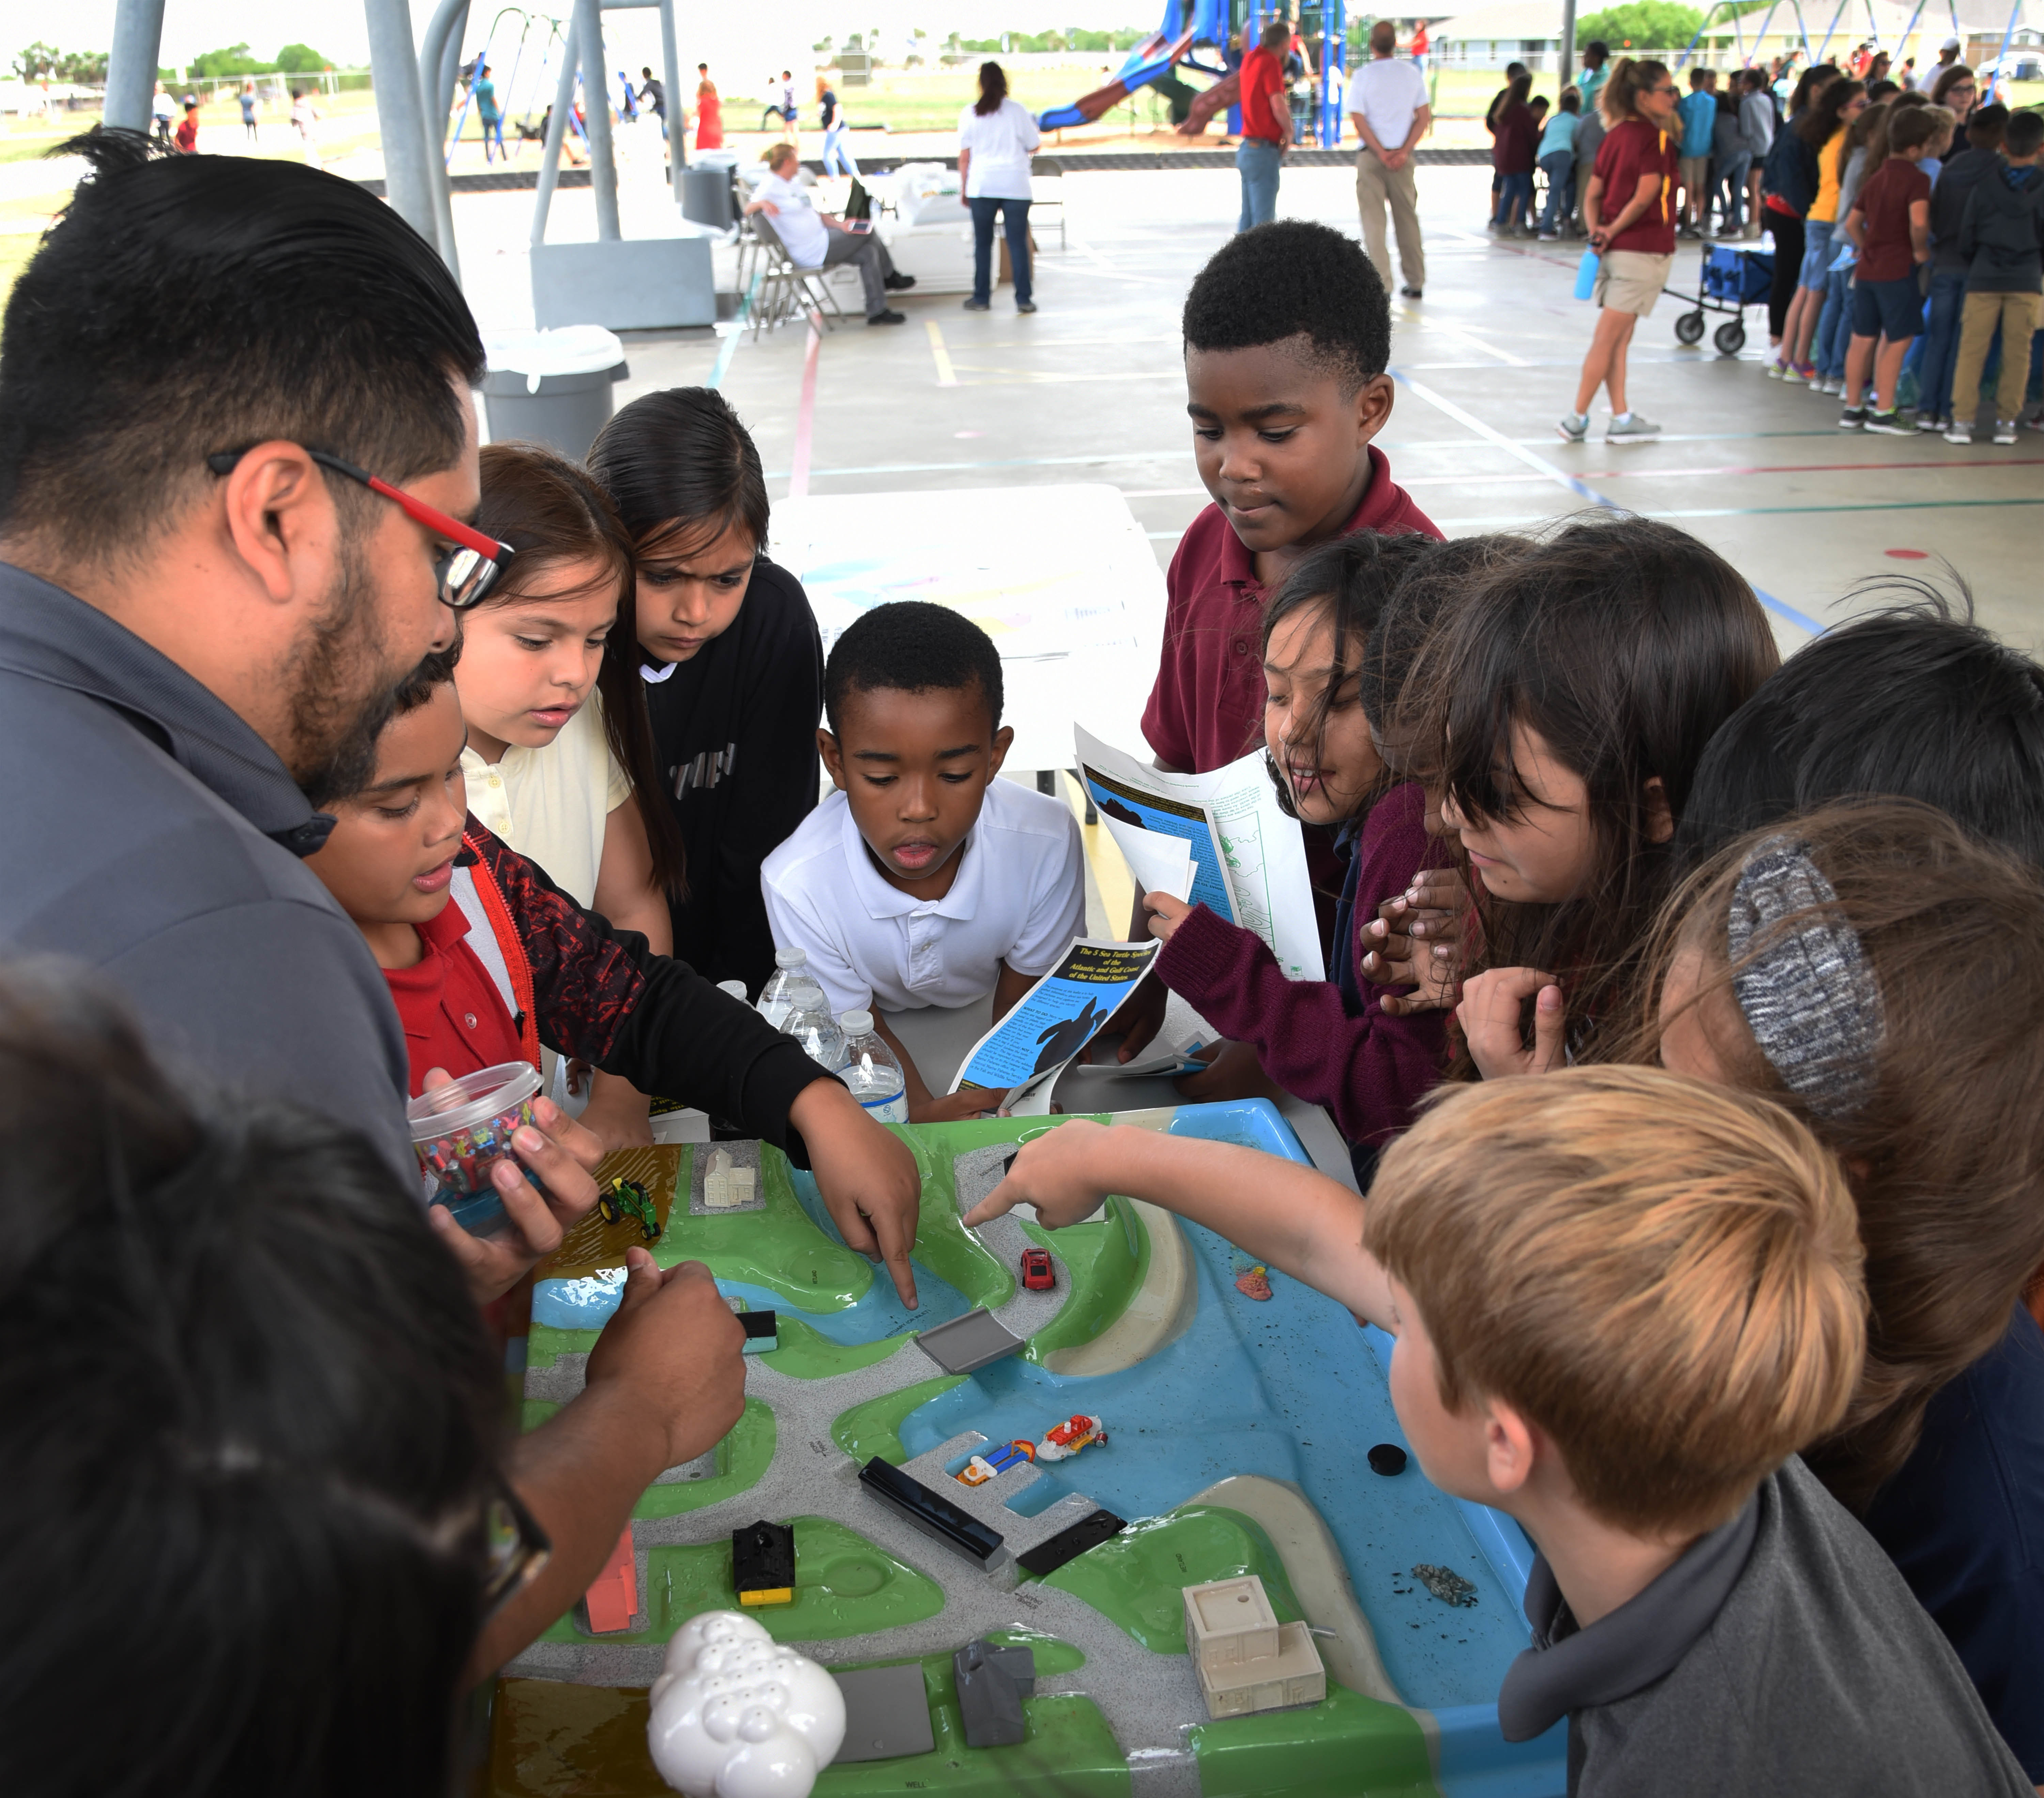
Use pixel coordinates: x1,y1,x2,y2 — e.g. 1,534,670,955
1037,0,1350,149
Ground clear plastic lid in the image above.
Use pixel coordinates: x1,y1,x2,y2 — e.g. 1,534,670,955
841,1009,875,1033
404,1061,542,1142
774,947,809,967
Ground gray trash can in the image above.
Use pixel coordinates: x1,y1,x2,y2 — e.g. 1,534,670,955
682,162,734,230
478,326,630,461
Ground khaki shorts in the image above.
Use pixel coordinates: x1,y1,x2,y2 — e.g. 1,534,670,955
1594,249,1675,317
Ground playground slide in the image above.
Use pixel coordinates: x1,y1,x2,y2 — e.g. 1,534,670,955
1038,28,1200,129
1174,69,1237,134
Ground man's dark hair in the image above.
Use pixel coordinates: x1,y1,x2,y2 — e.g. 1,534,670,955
1674,579,2044,873
0,962,505,1796
2007,109,2044,157
824,600,1003,736
1182,219,1390,395
0,130,484,562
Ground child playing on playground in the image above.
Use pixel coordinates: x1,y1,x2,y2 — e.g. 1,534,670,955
1838,103,1954,431
305,649,923,1305
760,602,1085,1123
1140,533,1506,1178
964,1068,2033,1794
1124,219,1439,1063
1423,515,1778,1078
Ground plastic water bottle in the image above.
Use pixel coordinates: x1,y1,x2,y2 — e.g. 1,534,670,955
716,979,750,1003
781,993,847,1071
1574,249,1601,301
758,949,820,1028
838,1009,908,1123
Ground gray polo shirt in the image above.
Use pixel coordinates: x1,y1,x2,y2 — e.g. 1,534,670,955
1498,1454,2030,1795
0,563,413,1176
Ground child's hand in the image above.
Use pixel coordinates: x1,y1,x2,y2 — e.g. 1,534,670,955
1174,1040,1284,1103
962,1119,1115,1231
789,1077,922,1308
584,1251,748,1475
1111,973,1169,1062
1362,867,1466,1014
1456,967,1566,1080
1143,892,1194,942
911,1086,996,1125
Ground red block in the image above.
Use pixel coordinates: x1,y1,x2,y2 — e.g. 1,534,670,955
584,1526,638,1634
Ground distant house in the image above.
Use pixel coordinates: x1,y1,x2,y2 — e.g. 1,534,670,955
1432,0,1570,71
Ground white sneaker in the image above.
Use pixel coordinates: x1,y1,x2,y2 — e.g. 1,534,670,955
1607,412,1662,443
1944,421,1974,444
1556,413,1588,443
1993,420,2019,444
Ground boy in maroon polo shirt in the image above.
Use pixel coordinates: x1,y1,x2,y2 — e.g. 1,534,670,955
1121,219,1438,1061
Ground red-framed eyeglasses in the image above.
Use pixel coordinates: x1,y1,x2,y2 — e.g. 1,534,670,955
206,445,514,610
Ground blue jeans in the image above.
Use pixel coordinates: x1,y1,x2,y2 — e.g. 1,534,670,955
1537,152,1574,232
822,123,858,176
1236,138,1281,232
970,195,1032,305
1815,264,1855,381
1493,169,1534,228
1916,268,1969,421
480,113,505,161
1717,152,1751,230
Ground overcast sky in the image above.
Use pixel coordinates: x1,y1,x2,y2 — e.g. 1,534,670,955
48,2,1153,73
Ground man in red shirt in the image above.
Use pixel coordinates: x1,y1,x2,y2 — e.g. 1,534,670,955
1121,220,1440,1061
1235,21,1294,232
1558,57,1682,444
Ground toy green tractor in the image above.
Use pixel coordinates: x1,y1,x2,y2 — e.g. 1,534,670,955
597,1175,662,1241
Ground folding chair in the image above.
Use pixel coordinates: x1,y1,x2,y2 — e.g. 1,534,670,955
1030,155,1068,250
744,213,849,341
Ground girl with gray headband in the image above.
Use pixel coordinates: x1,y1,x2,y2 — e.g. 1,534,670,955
1639,798,2044,1778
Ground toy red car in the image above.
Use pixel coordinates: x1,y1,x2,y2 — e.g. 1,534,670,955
1021,1247,1055,1290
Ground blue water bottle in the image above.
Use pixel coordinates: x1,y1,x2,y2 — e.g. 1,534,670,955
1574,249,1600,301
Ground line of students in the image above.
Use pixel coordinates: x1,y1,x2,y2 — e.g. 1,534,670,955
3,134,2041,1798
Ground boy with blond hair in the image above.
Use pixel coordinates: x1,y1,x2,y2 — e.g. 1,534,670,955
969,1066,2032,1794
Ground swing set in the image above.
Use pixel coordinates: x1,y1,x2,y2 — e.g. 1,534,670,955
444,7,588,164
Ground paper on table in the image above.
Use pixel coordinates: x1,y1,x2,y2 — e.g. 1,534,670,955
948,939,1161,1109
1073,725,1323,981
1102,817,1194,904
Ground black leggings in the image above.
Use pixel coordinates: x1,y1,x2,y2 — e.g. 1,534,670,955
1766,209,1805,341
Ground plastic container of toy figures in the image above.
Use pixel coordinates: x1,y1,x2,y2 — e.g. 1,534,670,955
406,1061,543,1236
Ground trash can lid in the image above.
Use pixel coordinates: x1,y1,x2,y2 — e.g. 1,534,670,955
482,325,628,382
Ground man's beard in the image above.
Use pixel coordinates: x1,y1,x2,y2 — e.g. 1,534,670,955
283,540,436,810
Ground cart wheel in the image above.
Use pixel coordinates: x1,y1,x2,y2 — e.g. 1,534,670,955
1675,310,1706,345
1714,320,1747,355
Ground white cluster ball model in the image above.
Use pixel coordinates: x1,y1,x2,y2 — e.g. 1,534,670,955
647,1611,847,1798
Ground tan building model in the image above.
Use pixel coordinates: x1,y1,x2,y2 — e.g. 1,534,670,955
1180,1573,1327,1720
703,1146,757,1210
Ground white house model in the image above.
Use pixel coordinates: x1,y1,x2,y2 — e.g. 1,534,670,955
703,1146,756,1210
1180,1574,1326,1720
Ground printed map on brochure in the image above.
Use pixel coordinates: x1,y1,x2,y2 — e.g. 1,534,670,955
1074,726,1323,982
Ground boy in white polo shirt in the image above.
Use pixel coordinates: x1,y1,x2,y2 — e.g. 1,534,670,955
762,601,1084,1121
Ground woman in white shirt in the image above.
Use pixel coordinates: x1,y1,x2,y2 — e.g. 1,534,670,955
957,62,1042,314
458,443,687,1146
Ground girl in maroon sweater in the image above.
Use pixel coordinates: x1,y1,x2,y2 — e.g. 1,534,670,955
1142,534,1500,1179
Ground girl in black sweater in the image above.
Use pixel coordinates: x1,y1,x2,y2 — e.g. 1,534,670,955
588,389,825,998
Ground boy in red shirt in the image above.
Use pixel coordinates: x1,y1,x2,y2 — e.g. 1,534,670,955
1122,218,1439,1064
174,98,199,154
305,648,921,1303
1840,104,1952,432
1559,58,1682,444
1235,20,1293,231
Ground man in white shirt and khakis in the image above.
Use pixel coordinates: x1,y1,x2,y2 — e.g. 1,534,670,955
1349,20,1431,298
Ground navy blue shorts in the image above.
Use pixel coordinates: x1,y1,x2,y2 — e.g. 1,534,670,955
1852,274,1924,342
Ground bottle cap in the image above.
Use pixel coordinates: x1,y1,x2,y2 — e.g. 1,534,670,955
774,947,809,967
840,1008,874,1033
716,979,749,1001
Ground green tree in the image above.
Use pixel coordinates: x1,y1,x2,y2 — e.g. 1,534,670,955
13,40,108,83
189,43,272,78
1573,1,1706,49
274,43,330,74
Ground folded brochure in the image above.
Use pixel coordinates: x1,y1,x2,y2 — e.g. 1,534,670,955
948,938,1162,1108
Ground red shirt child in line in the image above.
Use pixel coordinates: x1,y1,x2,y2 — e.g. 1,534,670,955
1124,218,1440,1072
1839,103,1952,431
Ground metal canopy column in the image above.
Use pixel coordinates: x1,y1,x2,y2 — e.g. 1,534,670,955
659,0,688,202
572,0,622,240
105,0,167,133
362,0,442,247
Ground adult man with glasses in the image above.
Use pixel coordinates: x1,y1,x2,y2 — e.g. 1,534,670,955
0,129,758,1675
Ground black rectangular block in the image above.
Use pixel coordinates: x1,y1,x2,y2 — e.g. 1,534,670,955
1016,1507,1126,1579
857,1456,1005,1565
